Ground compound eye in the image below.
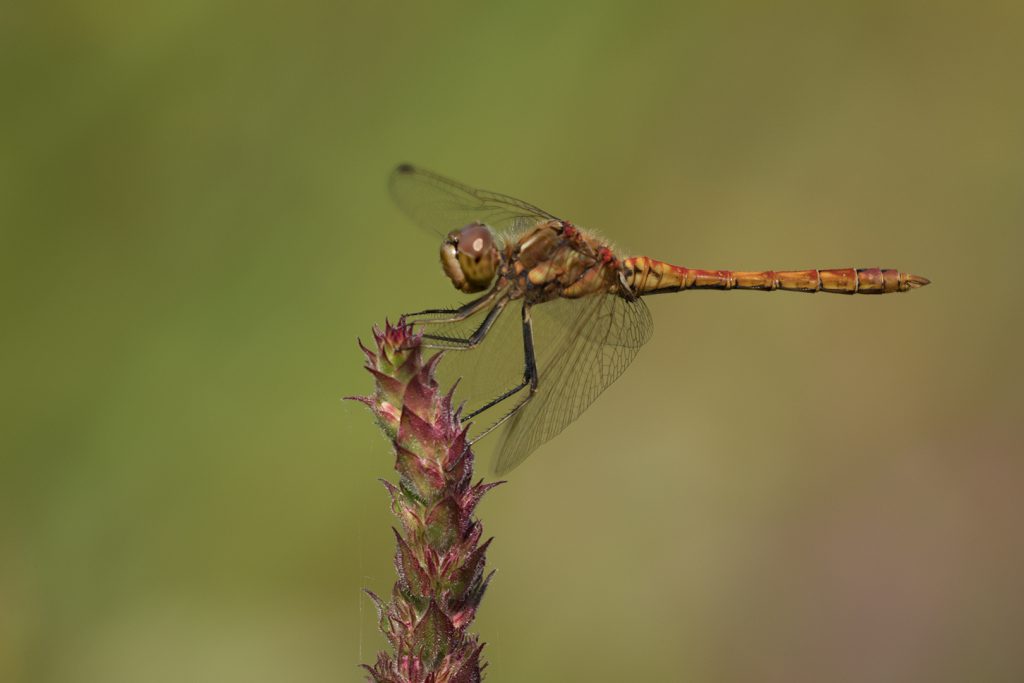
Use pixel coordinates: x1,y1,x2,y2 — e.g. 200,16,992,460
457,223,494,258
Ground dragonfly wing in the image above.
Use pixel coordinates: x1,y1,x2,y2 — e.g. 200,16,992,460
390,164,560,237
492,293,653,475
421,295,530,417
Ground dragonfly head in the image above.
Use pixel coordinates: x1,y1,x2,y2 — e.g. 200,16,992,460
440,223,499,293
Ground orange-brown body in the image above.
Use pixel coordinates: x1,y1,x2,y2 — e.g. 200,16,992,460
623,257,929,295
497,220,619,303
497,219,929,303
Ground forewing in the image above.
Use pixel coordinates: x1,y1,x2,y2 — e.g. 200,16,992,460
492,293,653,475
390,164,560,237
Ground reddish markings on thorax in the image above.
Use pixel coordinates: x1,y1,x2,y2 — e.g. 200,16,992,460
506,220,622,302
596,246,617,265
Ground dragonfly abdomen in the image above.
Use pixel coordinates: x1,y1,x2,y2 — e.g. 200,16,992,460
622,257,930,295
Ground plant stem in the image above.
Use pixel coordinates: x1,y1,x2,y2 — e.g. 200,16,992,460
349,320,500,683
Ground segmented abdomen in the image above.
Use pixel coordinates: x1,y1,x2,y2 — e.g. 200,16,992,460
622,257,930,295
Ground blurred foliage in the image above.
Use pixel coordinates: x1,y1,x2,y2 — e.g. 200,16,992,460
2,1,1022,681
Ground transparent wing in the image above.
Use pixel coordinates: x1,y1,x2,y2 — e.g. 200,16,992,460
425,297,529,424
390,164,561,237
492,293,653,475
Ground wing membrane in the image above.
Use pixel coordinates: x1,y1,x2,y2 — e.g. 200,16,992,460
390,164,560,237
492,294,653,475
422,299,527,418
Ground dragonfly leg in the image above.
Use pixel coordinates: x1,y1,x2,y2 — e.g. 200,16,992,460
404,289,499,324
464,305,539,440
422,297,508,350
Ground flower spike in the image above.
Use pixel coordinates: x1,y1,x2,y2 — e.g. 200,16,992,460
349,320,497,682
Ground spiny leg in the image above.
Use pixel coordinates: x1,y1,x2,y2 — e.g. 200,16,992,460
422,296,509,350
465,304,539,440
403,289,499,325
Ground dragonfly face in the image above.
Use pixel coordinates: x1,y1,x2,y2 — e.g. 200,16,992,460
440,222,501,293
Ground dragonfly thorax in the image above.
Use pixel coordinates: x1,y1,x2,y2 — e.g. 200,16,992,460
440,223,500,293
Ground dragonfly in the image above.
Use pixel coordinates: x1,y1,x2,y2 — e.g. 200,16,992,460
390,164,930,475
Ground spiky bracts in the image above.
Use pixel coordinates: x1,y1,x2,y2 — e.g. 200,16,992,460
350,321,500,683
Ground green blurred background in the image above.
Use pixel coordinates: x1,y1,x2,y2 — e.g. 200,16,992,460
3,2,1022,681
